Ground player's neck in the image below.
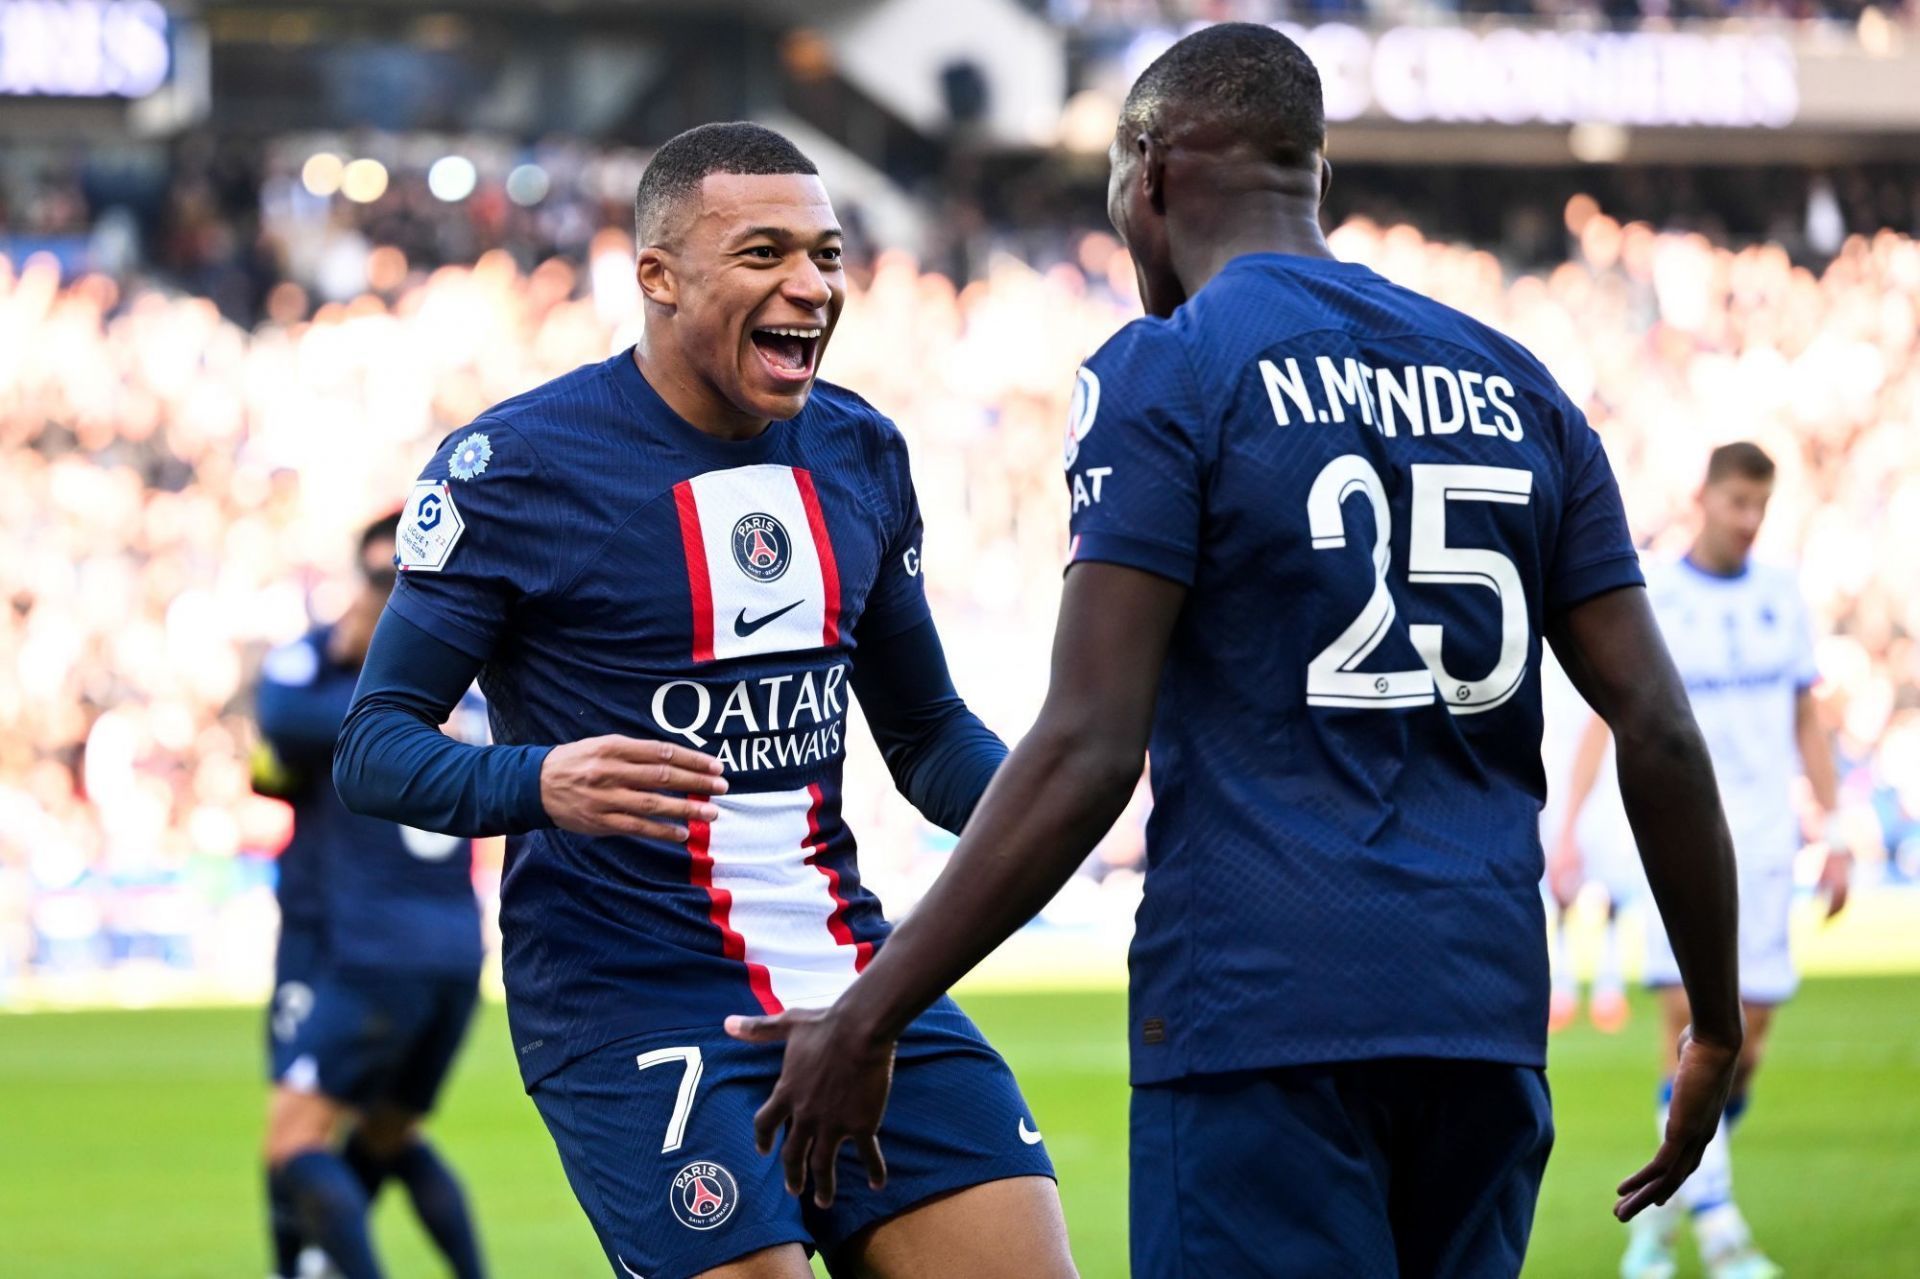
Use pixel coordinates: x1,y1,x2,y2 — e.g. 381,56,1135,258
1685,538,1748,578
1170,197,1334,300
630,344,771,443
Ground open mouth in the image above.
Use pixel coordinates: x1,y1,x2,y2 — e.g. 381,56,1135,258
749,326,823,384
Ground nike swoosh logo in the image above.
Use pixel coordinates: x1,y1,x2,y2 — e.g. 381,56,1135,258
1019,1118,1043,1145
734,600,803,637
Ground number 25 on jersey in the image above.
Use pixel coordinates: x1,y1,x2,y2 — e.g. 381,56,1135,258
1305,457,1533,716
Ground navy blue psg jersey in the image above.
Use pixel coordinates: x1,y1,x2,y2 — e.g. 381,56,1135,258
255,628,483,978
1064,253,1643,1084
388,349,929,1086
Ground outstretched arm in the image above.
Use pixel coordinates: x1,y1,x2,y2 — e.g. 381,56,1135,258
728,562,1184,1206
1548,584,1743,1219
335,608,724,840
1796,688,1850,918
1547,711,1612,905
850,616,1008,835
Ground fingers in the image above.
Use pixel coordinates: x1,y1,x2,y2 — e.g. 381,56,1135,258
751,1088,789,1157
601,736,727,777
725,1014,792,1044
781,1122,812,1196
810,1131,842,1208
1614,1146,1682,1221
585,795,720,843
857,1131,888,1191
603,761,731,796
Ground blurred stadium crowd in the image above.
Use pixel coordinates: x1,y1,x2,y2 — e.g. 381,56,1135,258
1047,0,1915,24
2,178,1918,999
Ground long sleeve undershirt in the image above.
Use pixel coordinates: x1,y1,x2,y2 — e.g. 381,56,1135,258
333,608,1007,839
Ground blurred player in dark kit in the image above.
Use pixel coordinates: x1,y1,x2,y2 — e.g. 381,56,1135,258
255,512,487,1279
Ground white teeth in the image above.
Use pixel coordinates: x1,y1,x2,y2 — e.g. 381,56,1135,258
761,327,821,338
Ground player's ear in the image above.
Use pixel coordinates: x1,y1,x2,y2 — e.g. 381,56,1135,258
1137,132,1167,214
1319,156,1333,211
637,244,676,308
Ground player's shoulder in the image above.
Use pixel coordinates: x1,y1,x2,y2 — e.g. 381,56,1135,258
1086,311,1186,367
1745,558,1806,598
1081,313,1198,412
449,353,626,462
803,378,909,456
260,628,328,687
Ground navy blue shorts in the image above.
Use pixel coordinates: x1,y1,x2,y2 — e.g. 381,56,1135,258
1131,1058,1553,1279
270,959,479,1115
529,996,1055,1279
265,925,324,1084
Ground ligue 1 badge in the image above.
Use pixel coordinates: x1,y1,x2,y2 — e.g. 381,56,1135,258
732,512,792,583
669,1161,739,1230
448,431,492,481
1063,366,1100,469
396,480,464,572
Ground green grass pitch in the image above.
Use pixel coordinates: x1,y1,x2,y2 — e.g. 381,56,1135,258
3,978,1916,1276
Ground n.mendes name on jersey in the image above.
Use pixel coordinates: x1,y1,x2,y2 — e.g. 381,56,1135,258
387,350,931,1086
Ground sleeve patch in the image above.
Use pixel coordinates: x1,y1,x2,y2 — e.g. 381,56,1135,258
1063,366,1101,469
397,480,466,573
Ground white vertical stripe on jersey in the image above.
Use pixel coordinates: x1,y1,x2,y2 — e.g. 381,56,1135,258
704,787,861,1010
683,464,831,662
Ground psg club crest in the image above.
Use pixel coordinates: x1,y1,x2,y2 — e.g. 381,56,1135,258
732,513,792,583
669,1161,739,1230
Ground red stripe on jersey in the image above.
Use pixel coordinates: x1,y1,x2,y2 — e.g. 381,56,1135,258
802,783,871,971
686,807,781,1014
673,482,715,663
791,469,841,647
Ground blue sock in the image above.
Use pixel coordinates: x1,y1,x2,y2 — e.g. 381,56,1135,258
387,1141,486,1279
267,1165,304,1279
343,1131,392,1202
281,1150,383,1279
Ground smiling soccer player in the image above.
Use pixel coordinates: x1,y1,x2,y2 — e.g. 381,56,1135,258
334,124,1073,1279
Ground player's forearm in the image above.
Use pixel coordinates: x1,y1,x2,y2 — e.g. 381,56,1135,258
851,616,1009,835
1613,710,1743,1045
1563,714,1610,827
255,679,349,766
835,721,1141,1045
1796,694,1840,815
333,608,552,837
335,699,550,836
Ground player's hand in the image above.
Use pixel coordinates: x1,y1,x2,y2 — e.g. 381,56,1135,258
1546,836,1584,910
1614,1025,1739,1221
1818,847,1852,920
539,736,727,841
725,1006,895,1208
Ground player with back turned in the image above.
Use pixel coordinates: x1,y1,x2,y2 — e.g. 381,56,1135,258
732,25,1746,1277
333,124,1074,1279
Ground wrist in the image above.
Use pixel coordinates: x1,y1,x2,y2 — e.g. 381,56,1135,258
1821,811,1850,852
520,745,557,830
834,981,909,1054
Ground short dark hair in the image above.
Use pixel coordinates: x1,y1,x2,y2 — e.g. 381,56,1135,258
359,509,401,557
1705,441,1776,485
634,122,818,244
1120,23,1325,168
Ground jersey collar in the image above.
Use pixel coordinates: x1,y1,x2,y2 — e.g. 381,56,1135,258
608,346,792,466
